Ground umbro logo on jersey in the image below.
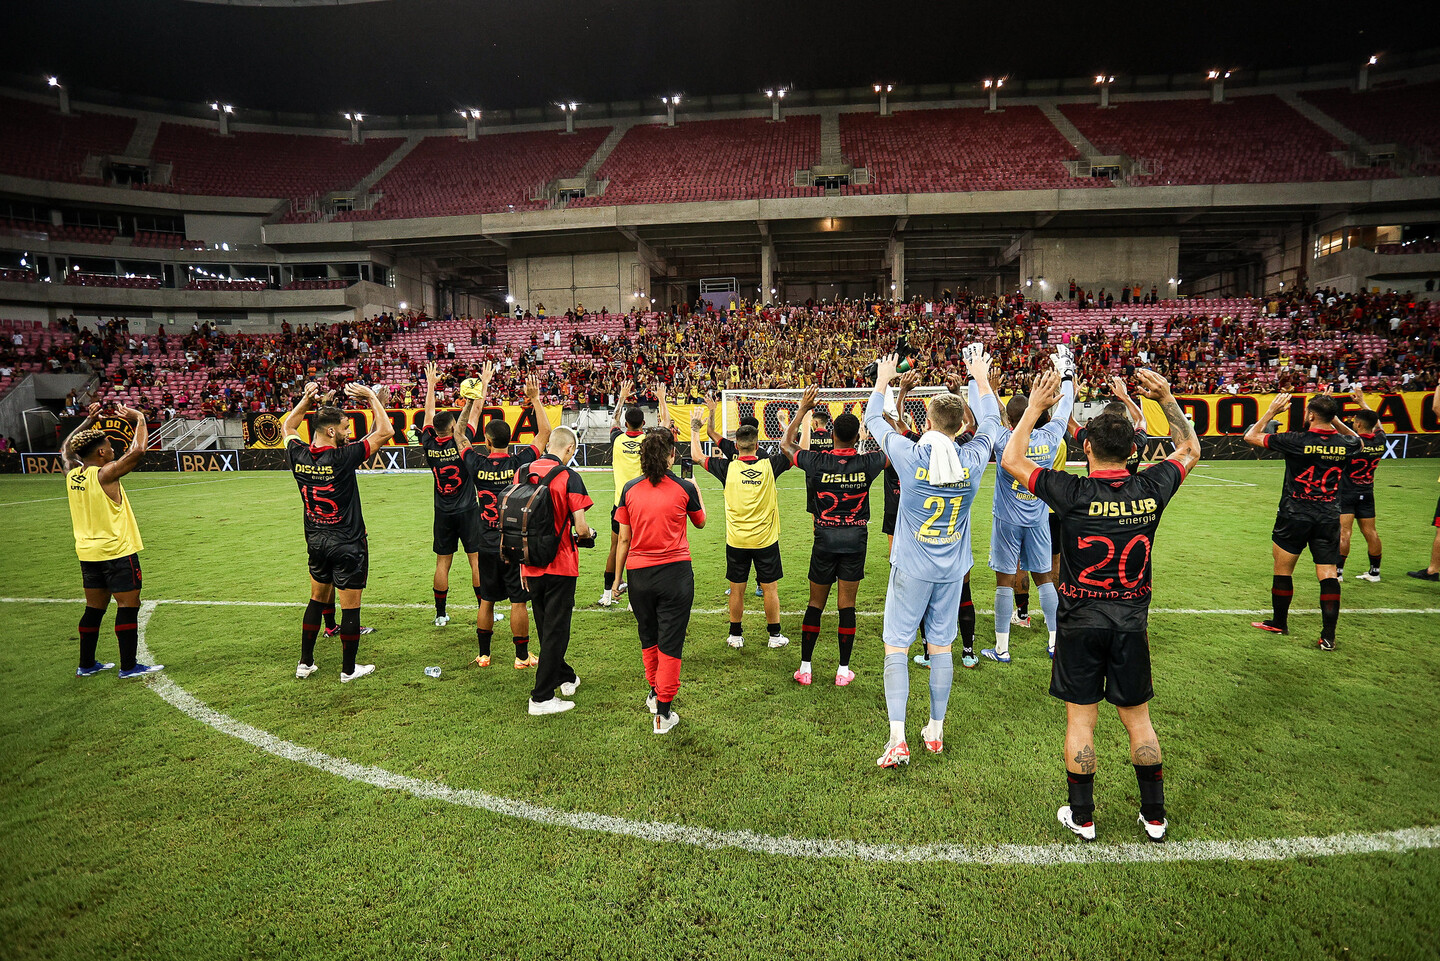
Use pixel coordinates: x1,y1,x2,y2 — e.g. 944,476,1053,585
741,468,763,479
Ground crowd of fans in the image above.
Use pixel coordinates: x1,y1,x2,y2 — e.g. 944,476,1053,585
11,286,1438,425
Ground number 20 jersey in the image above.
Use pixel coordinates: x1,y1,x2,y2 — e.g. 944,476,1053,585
795,447,887,553
287,439,370,542
1030,461,1186,631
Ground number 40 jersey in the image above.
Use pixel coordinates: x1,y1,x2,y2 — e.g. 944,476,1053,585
794,447,888,553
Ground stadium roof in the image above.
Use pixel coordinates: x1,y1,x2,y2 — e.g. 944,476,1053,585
3,0,1431,117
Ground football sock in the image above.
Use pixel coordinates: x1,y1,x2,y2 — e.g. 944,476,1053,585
322,604,337,631
115,606,139,671
838,607,856,669
1319,578,1341,642
1038,581,1059,629
767,622,782,638
1337,553,1347,577
994,586,1014,639
641,644,659,690
959,581,976,656
1134,763,1166,822
1270,575,1294,631
1015,590,1030,619
434,589,447,617
656,699,672,719
800,606,822,662
78,606,105,667
340,607,360,675
604,571,615,591
883,651,909,730
729,621,742,638
514,636,530,660
1049,630,1058,650
1369,552,1382,574
476,629,493,657
1067,770,1096,824
301,599,325,665
927,651,954,721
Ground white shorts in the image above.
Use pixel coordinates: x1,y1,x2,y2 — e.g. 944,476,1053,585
881,566,961,649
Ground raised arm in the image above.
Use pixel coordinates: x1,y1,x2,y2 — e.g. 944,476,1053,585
690,407,708,465
1134,368,1199,475
1351,386,1373,412
98,404,148,483
1245,392,1290,449
349,383,394,452
704,392,724,445
782,385,817,462
61,402,103,470
895,369,921,433
611,379,633,431
656,381,671,431
1110,375,1147,428
526,373,551,452
1002,371,1062,485
423,361,439,431
282,382,320,442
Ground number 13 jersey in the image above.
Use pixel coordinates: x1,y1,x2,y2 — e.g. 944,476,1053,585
794,447,888,553
1030,461,1187,631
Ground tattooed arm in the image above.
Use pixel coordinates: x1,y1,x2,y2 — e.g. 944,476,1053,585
1135,368,1199,476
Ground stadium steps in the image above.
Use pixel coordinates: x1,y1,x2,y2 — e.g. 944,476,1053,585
1038,103,1099,159
123,114,162,159
352,134,424,196
819,108,842,165
579,124,633,180
1277,91,1372,151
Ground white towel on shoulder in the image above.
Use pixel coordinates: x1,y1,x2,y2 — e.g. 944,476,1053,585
918,430,965,486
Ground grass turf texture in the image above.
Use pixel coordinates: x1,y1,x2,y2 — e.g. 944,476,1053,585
1,460,1438,959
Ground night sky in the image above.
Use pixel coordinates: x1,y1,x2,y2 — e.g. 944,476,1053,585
3,0,1425,115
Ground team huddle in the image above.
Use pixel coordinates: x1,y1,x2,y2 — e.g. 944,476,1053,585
59,338,1438,844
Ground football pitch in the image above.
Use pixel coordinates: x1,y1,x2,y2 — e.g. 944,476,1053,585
2,459,1438,960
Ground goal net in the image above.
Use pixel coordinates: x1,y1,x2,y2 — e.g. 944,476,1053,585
719,387,950,455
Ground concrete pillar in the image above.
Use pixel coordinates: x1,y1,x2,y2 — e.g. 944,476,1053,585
1210,78,1225,104
889,239,904,302
760,243,775,304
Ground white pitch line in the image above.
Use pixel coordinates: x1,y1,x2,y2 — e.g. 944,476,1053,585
1188,473,1258,487
122,599,1440,866
3,597,1437,617
0,477,237,507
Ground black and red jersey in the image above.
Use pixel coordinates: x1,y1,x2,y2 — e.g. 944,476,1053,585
464,443,541,551
1341,430,1386,492
795,447,887,552
1074,424,1149,475
1030,460,1187,631
286,438,371,542
421,425,477,515
1264,426,1362,517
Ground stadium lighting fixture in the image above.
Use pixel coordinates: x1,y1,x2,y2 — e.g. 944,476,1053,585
458,108,482,140
343,112,364,143
661,94,682,126
1359,54,1380,91
983,76,1007,112
556,101,579,134
1206,69,1235,103
1094,74,1116,108
873,82,893,116
504,294,515,304
210,101,234,136
398,301,408,310
46,75,71,115
765,87,789,122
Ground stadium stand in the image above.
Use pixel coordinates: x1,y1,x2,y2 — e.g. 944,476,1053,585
146,124,402,200
133,230,198,250
185,279,268,291
0,96,136,184
63,272,161,289
337,128,611,221
840,106,1103,193
283,279,351,290
0,269,40,284
1300,81,1440,173
569,117,824,206
1059,96,1395,185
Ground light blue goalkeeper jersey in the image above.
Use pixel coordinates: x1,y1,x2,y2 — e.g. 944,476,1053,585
992,378,1075,529
865,386,1002,583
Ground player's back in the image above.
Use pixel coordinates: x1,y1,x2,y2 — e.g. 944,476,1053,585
890,435,994,582
1341,429,1386,492
421,426,477,514
466,439,541,549
798,447,887,552
994,421,1066,529
611,427,644,497
287,440,368,541
1265,427,1361,516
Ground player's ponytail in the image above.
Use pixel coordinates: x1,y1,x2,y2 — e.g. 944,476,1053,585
639,429,673,485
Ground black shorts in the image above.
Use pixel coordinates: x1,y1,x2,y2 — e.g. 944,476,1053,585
1339,489,1376,520
477,549,530,603
1434,494,1440,528
80,553,142,593
882,507,898,537
1048,512,1063,553
726,542,783,584
808,545,867,584
307,536,369,590
434,507,485,556
1050,626,1153,707
1272,512,1341,565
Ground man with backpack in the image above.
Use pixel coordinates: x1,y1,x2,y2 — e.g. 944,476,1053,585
502,425,596,715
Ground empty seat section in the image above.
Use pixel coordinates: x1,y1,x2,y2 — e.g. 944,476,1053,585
0,96,135,184
1300,82,1440,173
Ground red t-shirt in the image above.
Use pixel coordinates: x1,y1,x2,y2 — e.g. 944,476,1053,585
615,471,704,570
518,456,593,578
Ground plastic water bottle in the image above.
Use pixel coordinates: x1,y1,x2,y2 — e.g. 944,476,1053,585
424,666,441,678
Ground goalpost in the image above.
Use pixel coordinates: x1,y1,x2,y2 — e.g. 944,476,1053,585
719,386,950,455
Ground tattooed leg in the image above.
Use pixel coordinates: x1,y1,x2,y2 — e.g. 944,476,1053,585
1064,702,1099,774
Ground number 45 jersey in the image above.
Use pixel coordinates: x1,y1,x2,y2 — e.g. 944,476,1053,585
794,447,888,553
1030,461,1187,630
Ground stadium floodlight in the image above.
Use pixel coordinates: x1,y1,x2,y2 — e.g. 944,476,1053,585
873,82,893,116
983,76,1007,112
1094,73,1116,108
1359,54,1380,91
459,108,482,140
557,101,579,134
47,75,71,115
398,301,408,310
1206,69,1234,103
504,294,515,304
661,94,682,126
210,101,234,136
765,86,789,122
344,112,364,144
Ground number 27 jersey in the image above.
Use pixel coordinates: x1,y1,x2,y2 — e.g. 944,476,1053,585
795,447,887,552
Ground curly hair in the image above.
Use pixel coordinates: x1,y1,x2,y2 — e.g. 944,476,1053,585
639,429,674,484
69,428,110,459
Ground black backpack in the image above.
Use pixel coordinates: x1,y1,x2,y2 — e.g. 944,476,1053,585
499,461,569,568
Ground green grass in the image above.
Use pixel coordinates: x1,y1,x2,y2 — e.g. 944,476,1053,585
2,461,1439,959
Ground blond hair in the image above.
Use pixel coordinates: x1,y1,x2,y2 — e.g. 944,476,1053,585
926,393,968,436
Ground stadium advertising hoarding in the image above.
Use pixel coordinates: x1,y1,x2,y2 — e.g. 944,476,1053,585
242,405,564,449
1136,391,1440,437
